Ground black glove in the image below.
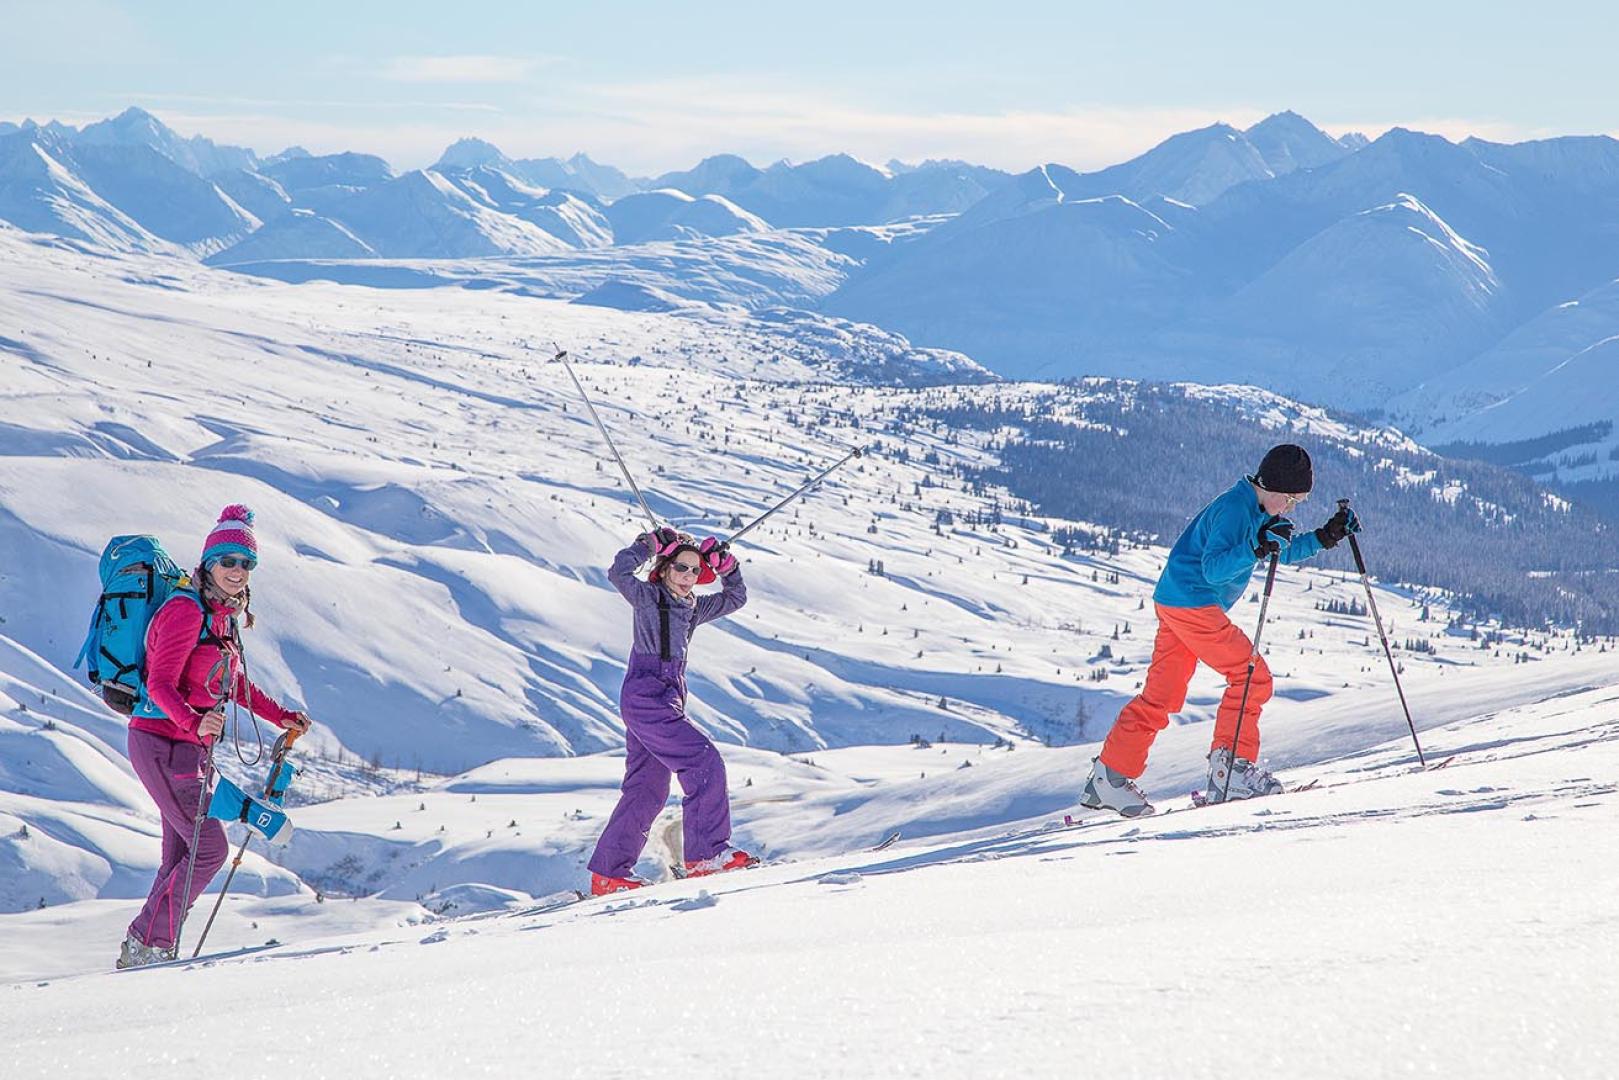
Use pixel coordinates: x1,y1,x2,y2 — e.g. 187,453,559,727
1254,515,1294,558
1314,505,1358,549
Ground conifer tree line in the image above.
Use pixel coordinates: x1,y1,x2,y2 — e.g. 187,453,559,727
918,381,1619,634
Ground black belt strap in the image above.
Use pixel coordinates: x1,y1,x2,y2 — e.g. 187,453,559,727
657,588,671,661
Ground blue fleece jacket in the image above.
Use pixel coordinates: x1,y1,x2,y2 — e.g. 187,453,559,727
1153,479,1324,610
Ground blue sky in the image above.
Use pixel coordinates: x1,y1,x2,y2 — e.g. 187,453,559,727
4,1,1613,173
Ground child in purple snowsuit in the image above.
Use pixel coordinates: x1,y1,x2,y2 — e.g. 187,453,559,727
587,529,751,895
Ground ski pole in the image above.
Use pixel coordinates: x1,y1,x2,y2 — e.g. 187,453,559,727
172,651,233,958
727,445,864,546
1220,552,1279,802
191,727,301,958
171,737,217,959
1339,498,1428,767
554,345,660,532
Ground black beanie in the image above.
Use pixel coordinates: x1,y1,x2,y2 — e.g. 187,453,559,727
1255,444,1313,494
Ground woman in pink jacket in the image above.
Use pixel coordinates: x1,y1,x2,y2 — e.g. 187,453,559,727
119,505,312,968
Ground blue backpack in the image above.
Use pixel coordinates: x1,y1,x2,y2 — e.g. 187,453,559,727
74,535,211,716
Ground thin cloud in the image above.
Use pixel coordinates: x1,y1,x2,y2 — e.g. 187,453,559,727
62,80,1594,176
112,92,505,114
380,55,551,85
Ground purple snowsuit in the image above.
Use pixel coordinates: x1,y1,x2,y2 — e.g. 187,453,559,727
587,541,748,877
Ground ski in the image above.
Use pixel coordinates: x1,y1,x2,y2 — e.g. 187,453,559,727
500,890,587,919
1190,777,1318,809
119,941,283,973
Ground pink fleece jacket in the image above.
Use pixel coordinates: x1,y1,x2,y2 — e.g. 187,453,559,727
132,593,293,744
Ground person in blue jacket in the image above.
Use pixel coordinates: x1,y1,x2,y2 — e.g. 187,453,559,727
1080,444,1355,816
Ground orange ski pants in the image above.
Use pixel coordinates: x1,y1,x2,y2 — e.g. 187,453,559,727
1099,603,1271,778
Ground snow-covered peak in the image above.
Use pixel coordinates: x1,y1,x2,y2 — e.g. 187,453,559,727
1244,110,1352,174
604,188,768,244
1052,121,1275,206
436,137,513,172
1360,192,1497,285
262,151,395,195
1463,134,1619,192
772,152,892,185
651,154,763,198
74,106,258,176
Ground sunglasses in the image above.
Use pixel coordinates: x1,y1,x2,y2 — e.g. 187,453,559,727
1281,492,1309,509
668,561,702,577
215,556,257,571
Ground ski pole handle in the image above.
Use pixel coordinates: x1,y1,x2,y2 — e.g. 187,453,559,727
1338,499,1370,575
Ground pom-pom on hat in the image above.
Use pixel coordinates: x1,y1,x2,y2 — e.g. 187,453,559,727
202,504,259,567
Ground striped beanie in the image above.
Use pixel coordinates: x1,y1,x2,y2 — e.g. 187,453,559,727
202,504,258,566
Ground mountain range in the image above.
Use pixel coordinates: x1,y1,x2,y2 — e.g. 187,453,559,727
7,106,1619,486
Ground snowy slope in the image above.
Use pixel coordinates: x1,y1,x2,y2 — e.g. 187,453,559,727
1202,193,1505,405
0,135,177,254
219,228,864,310
604,188,770,244
203,208,377,263
827,184,1189,381
2,685,1614,1078
0,225,1602,924
63,143,259,255
437,166,615,249
288,169,575,259
0,630,304,913
1390,275,1619,462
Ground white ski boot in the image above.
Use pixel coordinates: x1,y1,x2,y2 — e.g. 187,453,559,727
1078,758,1155,818
115,934,167,970
1202,747,1284,803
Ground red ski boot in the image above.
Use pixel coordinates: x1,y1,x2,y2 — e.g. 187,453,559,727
591,872,648,897
682,848,760,878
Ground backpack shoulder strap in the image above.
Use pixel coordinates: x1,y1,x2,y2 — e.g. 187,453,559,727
158,588,227,651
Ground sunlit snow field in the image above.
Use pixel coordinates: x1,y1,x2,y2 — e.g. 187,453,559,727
2,227,1614,1078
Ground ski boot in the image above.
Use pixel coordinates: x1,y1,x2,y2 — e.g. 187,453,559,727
1202,747,1284,803
1078,757,1155,818
590,872,649,897
682,848,760,878
115,933,166,970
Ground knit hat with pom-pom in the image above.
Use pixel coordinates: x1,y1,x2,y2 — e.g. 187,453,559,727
202,504,258,567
